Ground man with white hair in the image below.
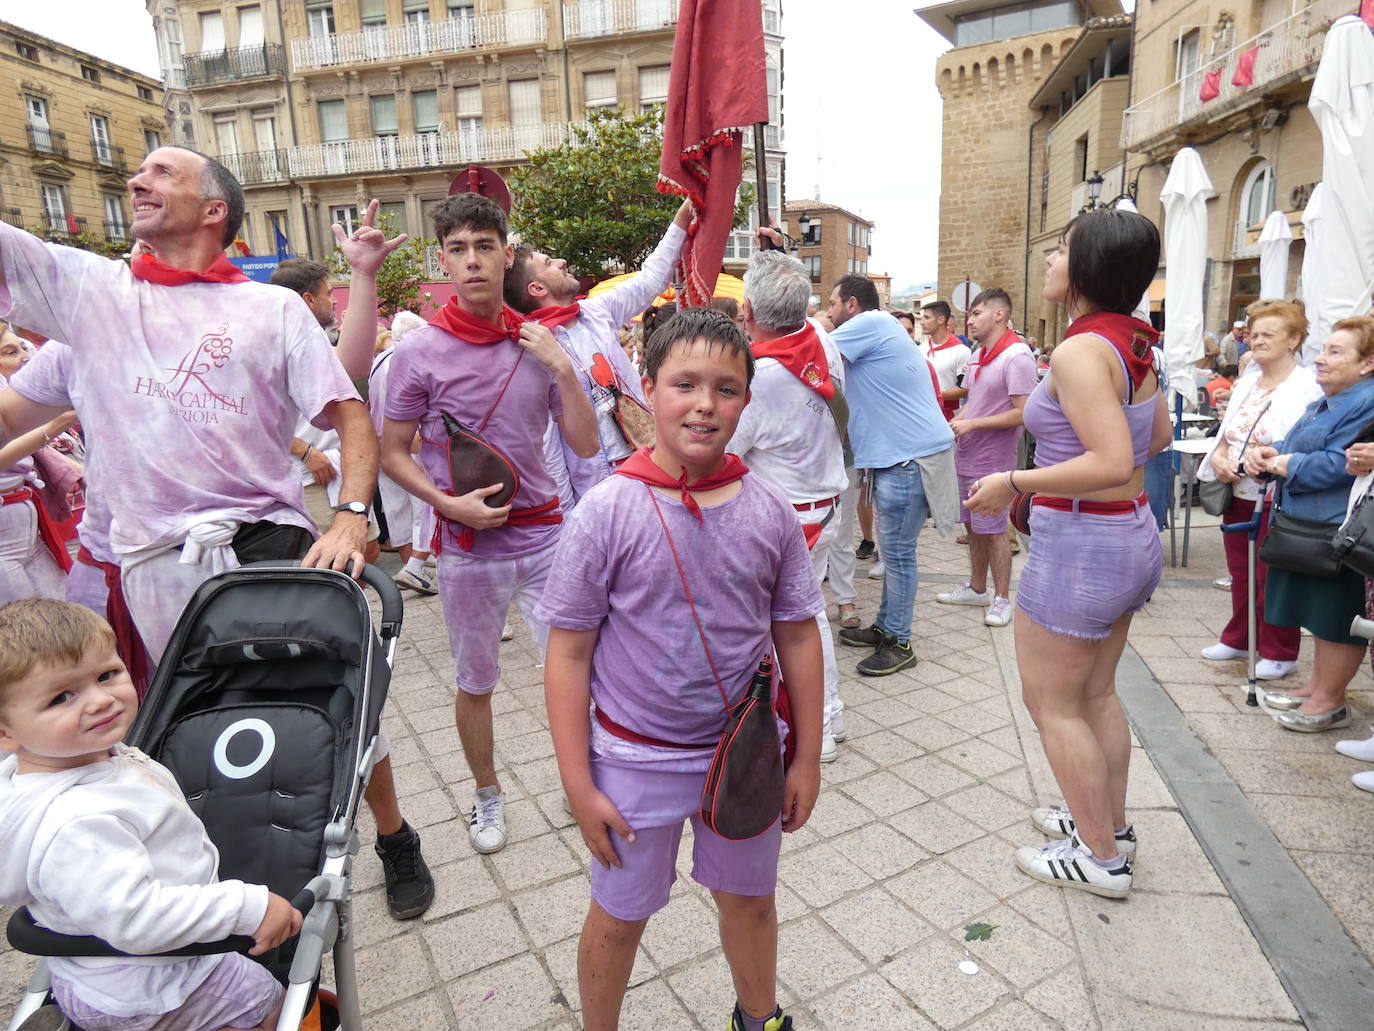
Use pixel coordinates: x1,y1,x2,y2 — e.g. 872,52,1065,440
729,235,849,760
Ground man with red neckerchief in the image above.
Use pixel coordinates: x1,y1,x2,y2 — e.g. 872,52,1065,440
504,202,692,510
920,300,972,420
378,192,598,856
0,147,373,658
941,287,1037,628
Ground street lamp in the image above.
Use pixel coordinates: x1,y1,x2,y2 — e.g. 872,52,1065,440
1086,170,1104,207
797,212,812,242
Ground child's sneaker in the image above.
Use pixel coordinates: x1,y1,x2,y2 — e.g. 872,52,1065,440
394,567,437,595
375,821,435,919
728,1003,793,1030
468,786,507,854
936,582,990,606
1015,837,1132,898
1031,804,1136,857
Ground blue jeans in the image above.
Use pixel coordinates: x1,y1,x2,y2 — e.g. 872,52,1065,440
1144,449,1172,531
873,461,929,642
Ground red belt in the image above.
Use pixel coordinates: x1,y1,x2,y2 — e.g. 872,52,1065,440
431,494,563,554
594,705,715,750
1031,491,1149,515
3,486,72,572
793,495,838,512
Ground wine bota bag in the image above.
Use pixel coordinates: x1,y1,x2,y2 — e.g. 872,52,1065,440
440,410,519,508
699,659,786,841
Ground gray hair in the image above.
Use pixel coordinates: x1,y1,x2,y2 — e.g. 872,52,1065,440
744,250,811,333
391,310,427,342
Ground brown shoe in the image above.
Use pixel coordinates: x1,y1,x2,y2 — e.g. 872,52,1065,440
838,603,861,629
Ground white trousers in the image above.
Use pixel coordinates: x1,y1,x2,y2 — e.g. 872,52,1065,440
798,506,844,735
0,498,65,606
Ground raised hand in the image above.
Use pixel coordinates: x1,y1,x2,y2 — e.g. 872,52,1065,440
332,198,408,276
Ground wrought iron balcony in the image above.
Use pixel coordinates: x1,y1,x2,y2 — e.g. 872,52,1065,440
1121,0,1348,152
27,126,68,158
42,214,88,236
2,209,23,228
288,123,575,179
185,43,286,87
91,142,127,173
563,0,677,40
104,219,129,242
291,9,545,71
219,149,290,185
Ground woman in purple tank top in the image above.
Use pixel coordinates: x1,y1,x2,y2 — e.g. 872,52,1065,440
967,210,1172,900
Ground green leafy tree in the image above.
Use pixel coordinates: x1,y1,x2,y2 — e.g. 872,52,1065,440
329,213,437,319
28,225,128,260
509,107,755,277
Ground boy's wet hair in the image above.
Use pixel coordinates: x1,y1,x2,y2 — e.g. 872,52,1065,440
642,306,755,389
0,599,117,701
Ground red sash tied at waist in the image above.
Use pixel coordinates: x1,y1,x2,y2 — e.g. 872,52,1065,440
430,493,563,554
3,486,72,573
74,545,152,699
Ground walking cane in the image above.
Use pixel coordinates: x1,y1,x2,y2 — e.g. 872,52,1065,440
1220,498,1266,707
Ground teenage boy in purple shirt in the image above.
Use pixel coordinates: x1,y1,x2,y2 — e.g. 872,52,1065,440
537,307,824,1031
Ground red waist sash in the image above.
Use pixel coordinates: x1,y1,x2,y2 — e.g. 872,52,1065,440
3,486,72,572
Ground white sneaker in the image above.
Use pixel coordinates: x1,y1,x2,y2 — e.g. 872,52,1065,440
1255,659,1297,680
394,568,437,595
1030,804,1136,857
936,583,990,606
1200,642,1245,661
500,622,514,642
1213,575,1232,591
831,710,847,743
820,733,838,763
468,787,507,854
984,596,1013,627
1353,770,1374,794
1015,837,1132,898
1335,734,1374,762
867,561,886,579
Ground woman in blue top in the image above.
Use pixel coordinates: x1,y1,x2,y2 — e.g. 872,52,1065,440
1244,316,1374,732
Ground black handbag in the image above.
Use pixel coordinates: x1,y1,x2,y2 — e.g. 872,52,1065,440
1332,479,1374,579
1259,485,1342,577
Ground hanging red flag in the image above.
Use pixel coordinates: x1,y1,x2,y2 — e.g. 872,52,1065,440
657,0,769,308
1231,46,1260,87
1199,69,1222,102
232,236,252,256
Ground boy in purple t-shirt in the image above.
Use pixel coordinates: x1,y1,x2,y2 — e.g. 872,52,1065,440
535,308,824,1031
379,194,598,855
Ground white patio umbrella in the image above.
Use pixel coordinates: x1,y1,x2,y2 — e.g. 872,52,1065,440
1257,209,1293,301
1299,183,1328,363
1307,14,1374,352
1159,147,1213,405
1115,196,1153,323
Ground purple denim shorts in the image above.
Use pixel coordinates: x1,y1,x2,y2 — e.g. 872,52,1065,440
52,952,281,1031
589,756,782,922
1015,502,1162,640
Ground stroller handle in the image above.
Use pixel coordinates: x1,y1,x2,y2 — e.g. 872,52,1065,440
5,889,318,960
239,560,404,640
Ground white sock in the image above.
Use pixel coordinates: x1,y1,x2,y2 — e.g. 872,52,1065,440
404,557,426,576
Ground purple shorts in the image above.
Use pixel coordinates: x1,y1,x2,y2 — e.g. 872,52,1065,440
1015,502,1162,640
52,952,281,1031
589,756,782,922
958,473,1009,534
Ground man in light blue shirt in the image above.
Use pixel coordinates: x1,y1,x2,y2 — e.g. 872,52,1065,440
828,274,954,676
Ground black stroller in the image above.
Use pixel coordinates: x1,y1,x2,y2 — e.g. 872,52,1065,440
5,563,403,1031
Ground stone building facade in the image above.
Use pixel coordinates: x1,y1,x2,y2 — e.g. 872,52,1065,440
782,198,873,304
0,20,164,250
147,0,785,271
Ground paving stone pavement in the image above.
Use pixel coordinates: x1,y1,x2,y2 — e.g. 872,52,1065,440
2,515,1369,1029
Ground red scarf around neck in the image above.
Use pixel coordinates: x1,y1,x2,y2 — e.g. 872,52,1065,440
130,252,249,285
969,326,1024,381
1066,311,1159,389
527,300,582,331
926,334,963,354
429,298,524,344
751,321,835,400
613,447,749,523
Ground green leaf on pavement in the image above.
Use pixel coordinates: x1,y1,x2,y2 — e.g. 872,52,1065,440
964,922,996,941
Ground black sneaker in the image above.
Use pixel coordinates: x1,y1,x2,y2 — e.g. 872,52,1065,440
857,636,917,676
729,1003,793,1030
854,538,876,560
375,822,435,920
838,623,887,648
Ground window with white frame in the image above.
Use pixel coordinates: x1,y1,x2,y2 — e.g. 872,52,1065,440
360,0,386,26
583,70,617,113
40,184,66,231
371,95,397,136
1239,161,1274,232
456,85,482,133
198,11,225,51
144,129,161,153
90,115,113,164
214,115,239,157
402,0,430,22
238,5,264,45
413,90,438,133
803,256,821,279
331,205,360,235
104,195,126,239
639,65,669,111
25,94,48,129
318,99,347,142
252,111,277,152
305,1,335,37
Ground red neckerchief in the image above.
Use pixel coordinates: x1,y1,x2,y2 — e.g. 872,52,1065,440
969,326,1024,381
428,298,524,344
1066,311,1159,390
751,322,835,400
926,334,963,354
613,447,749,523
527,300,582,331
129,252,249,285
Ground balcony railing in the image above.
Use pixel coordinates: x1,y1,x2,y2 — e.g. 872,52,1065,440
2,208,23,228
220,149,290,185
104,219,128,242
1122,0,1349,151
291,10,546,71
42,214,88,236
185,43,286,86
288,123,575,178
92,142,126,173
27,126,68,158
563,0,677,40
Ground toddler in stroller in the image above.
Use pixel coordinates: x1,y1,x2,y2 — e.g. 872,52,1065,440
4,563,401,1031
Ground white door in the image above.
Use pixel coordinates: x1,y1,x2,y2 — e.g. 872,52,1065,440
90,115,113,165
254,114,280,178
26,96,54,152
1178,31,1201,121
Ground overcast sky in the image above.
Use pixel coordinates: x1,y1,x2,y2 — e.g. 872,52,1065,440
0,0,950,288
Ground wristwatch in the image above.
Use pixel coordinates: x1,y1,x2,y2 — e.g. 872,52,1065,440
334,501,368,516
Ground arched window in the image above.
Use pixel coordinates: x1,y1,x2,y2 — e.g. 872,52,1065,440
1234,160,1275,256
